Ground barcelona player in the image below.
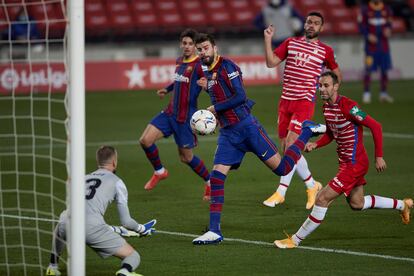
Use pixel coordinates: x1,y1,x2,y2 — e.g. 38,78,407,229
192,33,327,245
263,12,342,209
274,72,413,249
139,29,211,200
359,0,394,104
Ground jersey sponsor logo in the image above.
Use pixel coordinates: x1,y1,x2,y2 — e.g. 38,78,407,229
350,106,367,121
207,79,217,89
227,71,240,80
173,72,190,83
368,17,386,26
294,52,310,67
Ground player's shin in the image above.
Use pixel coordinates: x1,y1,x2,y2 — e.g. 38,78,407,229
209,170,226,234
293,205,328,244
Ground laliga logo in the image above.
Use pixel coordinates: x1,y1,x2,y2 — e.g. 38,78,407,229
1,68,67,90
294,52,310,67
1,69,19,90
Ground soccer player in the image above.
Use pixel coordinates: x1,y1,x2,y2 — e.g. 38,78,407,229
192,33,326,245
359,0,394,104
139,28,211,200
274,71,413,249
45,146,156,276
263,11,342,209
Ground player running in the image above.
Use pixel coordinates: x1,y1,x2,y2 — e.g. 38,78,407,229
139,28,211,200
263,12,342,209
274,71,413,249
46,146,156,276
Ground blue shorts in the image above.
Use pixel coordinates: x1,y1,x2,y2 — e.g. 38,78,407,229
365,52,392,72
214,115,278,169
150,111,197,149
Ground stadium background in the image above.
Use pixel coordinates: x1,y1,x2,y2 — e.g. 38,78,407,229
1,0,414,275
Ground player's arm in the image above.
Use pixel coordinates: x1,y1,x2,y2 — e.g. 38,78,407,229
213,65,247,112
114,180,156,235
157,83,174,99
314,127,334,149
264,25,283,68
347,105,386,172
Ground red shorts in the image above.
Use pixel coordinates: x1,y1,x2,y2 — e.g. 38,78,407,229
328,160,369,197
277,99,315,139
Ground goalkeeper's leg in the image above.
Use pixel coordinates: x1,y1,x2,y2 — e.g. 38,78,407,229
114,243,142,276
46,223,66,275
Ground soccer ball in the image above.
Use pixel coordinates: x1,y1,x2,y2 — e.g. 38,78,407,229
190,109,217,135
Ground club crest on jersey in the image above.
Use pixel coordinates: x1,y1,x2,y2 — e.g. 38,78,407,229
294,52,310,67
186,66,193,72
350,106,366,121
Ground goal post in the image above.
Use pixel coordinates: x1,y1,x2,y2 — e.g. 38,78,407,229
0,0,85,275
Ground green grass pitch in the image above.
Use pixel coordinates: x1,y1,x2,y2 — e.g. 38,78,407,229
1,79,414,275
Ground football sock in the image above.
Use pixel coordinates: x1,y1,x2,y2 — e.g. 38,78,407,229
296,156,315,189
362,195,404,210
279,165,296,191
380,71,388,92
273,130,310,176
276,184,288,197
209,170,226,233
364,72,371,92
187,155,210,182
50,227,65,265
142,144,163,171
293,205,327,245
121,251,140,272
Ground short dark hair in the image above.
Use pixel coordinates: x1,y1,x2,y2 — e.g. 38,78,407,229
320,71,339,84
195,33,216,46
180,28,198,42
307,11,324,25
96,146,116,167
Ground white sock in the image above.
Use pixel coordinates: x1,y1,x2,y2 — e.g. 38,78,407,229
293,205,328,245
277,165,296,197
295,156,315,189
362,195,404,210
155,167,165,175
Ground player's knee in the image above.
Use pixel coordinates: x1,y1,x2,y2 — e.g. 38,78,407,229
349,201,363,211
179,154,191,163
139,135,152,148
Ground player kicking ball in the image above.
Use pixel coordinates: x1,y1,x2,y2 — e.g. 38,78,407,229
274,72,413,249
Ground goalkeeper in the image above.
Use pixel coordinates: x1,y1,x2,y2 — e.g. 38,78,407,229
46,146,156,276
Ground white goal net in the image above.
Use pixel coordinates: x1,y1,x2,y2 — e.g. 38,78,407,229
0,0,75,275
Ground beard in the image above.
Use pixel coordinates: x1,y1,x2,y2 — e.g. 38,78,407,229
305,29,319,39
201,55,215,66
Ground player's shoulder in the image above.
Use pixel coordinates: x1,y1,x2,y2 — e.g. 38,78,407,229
317,40,334,52
87,168,120,182
338,95,359,110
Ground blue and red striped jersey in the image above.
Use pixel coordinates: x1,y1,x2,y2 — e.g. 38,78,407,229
204,56,255,128
358,2,392,53
164,56,204,123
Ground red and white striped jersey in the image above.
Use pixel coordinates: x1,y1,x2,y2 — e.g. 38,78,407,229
322,96,367,163
274,37,338,102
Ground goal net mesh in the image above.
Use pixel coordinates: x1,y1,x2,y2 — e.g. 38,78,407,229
0,0,68,275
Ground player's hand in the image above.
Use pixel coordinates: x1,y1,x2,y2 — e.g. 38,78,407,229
137,219,157,237
197,77,208,90
207,105,217,116
384,27,391,38
264,24,275,41
110,226,140,237
157,89,168,99
368,34,377,44
375,157,387,172
305,142,317,152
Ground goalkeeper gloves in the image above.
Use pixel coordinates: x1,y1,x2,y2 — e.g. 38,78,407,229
110,219,157,238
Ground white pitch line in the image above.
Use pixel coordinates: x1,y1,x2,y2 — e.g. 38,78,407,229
2,214,414,264
157,230,414,264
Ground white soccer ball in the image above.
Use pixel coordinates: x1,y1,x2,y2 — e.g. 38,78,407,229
190,109,217,135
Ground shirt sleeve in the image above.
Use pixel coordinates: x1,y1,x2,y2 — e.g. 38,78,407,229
273,37,290,61
213,61,247,112
325,46,338,71
315,126,334,148
345,101,383,157
115,179,140,231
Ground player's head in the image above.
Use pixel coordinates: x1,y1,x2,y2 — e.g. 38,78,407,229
304,12,324,39
195,33,217,67
319,71,339,102
96,145,118,172
180,28,198,59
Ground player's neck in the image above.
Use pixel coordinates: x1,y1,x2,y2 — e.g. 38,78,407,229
327,93,339,105
304,36,319,43
208,55,220,71
183,54,197,63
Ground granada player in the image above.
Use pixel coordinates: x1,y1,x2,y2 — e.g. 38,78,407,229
139,29,211,200
263,12,342,209
274,72,413,249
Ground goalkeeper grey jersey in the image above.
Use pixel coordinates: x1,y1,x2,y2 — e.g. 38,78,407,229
85,168,139,231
